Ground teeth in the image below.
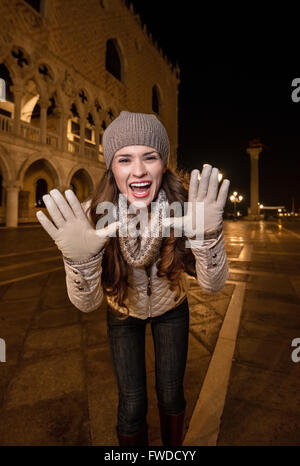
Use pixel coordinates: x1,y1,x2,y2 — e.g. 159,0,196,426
130,182,151,187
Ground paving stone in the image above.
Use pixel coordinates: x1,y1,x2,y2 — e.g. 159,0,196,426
234,335,295,374
84,345,116,383
238,319,300,344
87,378,119,446
0,361,17,406
84,345,119,445
2,275,48,300
247,275,296,295
186,331,211,360
22,325,82,359
218,398,300,445
225,363,300,414
242,296,300,329
0,392,90,446
81,317,108,347
4,351,85,409
31,306,79,328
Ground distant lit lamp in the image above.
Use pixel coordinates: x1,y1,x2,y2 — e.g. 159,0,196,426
230,191,244,219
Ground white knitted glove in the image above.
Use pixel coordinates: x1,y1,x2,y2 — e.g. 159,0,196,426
36,189,119,262
163,164,230,239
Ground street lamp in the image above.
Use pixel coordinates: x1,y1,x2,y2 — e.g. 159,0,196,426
230,192,244,220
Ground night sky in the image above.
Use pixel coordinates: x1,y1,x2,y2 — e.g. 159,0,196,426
129,1,300,213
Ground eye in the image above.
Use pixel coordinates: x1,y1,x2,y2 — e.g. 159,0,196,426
146,156,158,160
119,159,130,163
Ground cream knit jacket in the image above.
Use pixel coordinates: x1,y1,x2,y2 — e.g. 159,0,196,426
62,200,229,319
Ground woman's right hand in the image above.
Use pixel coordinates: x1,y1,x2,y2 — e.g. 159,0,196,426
36,189,119,262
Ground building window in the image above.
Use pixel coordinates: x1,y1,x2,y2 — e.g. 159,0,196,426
35,178,47,207
71,121,80,136
106,39,121,81
152,85,159,114
0,64,14,103
24,0,41,13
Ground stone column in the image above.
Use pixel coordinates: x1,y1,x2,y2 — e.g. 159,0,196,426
95,124,100,154
39,98,49,145
3,181,20,228
79,116,86,155
12,84,23,136
57,107,69,153
18,190,30,218
246,144,263,219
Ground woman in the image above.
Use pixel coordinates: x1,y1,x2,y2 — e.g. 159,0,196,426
36,111,230,446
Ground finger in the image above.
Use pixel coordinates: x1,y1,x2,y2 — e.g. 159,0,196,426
197,164,212,201
49,189,76,222
162,216,183,232
95,220,119,238
216,179,230,208
64,189,88,221
188,169,200,203
36,210,58,241
206,167,220,202
42,194,66,229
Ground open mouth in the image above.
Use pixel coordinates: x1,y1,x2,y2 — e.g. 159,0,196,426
129,182,152,198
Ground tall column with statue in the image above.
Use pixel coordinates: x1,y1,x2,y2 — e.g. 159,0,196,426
246,139,263,219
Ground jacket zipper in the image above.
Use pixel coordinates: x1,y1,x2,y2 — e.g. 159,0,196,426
145,265,152,317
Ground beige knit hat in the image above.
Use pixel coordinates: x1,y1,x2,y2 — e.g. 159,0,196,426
102,111,170,169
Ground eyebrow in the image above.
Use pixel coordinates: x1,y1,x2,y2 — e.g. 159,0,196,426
116,151,159,157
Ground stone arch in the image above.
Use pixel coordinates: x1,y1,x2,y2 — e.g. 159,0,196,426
21,76,43,123
17,156,63,218
0,58,19,82
67,166,94,201
17,153,63,188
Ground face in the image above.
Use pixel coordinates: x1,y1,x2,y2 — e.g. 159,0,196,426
111,145,166,207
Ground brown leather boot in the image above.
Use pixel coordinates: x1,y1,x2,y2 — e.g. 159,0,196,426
116,421,148,446
158,404,186,446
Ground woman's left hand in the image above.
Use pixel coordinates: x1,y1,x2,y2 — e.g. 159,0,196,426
163,164,230,239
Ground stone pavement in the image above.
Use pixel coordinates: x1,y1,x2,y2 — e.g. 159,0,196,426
0,219,299,445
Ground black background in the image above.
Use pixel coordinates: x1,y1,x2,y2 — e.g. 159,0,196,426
128,1,300,213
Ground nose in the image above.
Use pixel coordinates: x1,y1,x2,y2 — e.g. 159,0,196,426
132,158,148,177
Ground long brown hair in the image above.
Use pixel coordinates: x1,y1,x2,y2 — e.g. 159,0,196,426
84,167,196,317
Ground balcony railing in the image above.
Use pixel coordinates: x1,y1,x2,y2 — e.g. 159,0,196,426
68,139,80,153
20,121,40,142
0,116,102,163
46,132,59,148
0,114,13,133
85,145,97,161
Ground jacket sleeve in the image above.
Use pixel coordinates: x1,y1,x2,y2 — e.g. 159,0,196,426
188,230,229,293
62,249,105,313
62,198,105,313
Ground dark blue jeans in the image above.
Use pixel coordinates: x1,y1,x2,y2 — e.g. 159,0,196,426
106,297,189,435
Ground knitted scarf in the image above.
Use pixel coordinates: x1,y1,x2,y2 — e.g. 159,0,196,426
116,187,169,267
